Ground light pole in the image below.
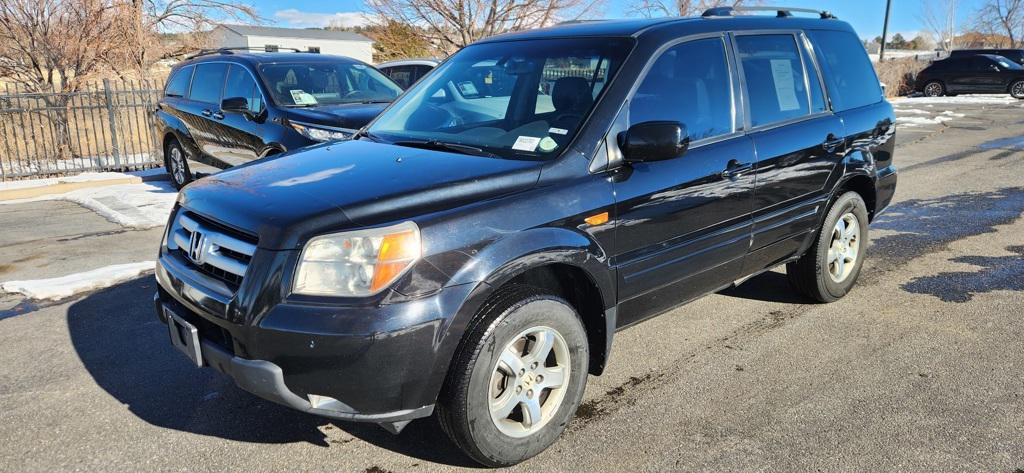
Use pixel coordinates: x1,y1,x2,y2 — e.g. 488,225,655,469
879,0,893,61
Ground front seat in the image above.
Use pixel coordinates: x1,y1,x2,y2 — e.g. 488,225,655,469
549,77,593,133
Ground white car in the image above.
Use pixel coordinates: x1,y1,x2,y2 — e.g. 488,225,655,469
375,58,440,89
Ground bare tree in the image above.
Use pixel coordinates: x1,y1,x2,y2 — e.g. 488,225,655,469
922,0,961,52
974,0,1024,47
628,0,757,18
366,0,605,54
0,0,125,155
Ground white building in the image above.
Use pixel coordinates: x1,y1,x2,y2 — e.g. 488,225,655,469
210,25,374,63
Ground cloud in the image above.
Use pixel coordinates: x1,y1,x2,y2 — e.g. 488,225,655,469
273,9,376,29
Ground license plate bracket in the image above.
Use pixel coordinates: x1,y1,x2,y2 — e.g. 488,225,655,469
165,306,203,367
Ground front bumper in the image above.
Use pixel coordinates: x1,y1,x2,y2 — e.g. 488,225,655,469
154,251,475,431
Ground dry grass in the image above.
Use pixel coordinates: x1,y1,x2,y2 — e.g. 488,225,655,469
874,58,930,98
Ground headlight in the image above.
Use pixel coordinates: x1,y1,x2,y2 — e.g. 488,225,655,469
289,121,352,142
293,221,421,297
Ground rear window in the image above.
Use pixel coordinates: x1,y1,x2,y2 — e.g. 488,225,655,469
165,65,194,97
189,63,228,104
808,30,882,112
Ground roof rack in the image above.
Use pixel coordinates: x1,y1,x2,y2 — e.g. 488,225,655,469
186,46,305,60
702,6,837,19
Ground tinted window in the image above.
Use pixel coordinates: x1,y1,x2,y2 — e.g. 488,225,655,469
808,30,882,112
736,34,813,127
224,65,263,113
189,63,227,104
383,65,416,89
164,65,193,97
802,41,827,113
413,65,433,81
630,38,733,140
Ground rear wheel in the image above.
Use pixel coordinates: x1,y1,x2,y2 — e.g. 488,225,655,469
923,80,945,97
1011,80,1024,99
787,192,869,302
438,285,589,467
165,138,192,189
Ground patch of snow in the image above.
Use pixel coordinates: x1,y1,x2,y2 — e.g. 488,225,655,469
892,94,1021,105
896,115,954,126
895,109,931,115
1,262,154,300
940,110,966,118
3,153,156,177
1,181,178,229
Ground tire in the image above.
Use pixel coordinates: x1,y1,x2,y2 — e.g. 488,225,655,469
787,191,870,303
165,138,192,189
437,284,589,467
1010,80,1024,99
923,80,945,97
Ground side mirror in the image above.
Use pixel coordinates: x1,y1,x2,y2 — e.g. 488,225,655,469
620,121,689,163
221,97,250,116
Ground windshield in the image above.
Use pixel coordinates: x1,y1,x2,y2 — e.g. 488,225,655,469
260,62,403,106
367,37,632,160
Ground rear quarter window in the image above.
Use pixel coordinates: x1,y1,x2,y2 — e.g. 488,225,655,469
807,30,882,112
164,65,194,97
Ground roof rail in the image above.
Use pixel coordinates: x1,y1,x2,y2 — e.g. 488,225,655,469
702,6,837,19
185,46,303,60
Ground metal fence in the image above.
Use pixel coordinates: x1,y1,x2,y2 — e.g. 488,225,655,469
0,79,164,181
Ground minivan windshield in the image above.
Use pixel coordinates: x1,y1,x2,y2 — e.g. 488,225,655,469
367,37,632,160
260,62,403,107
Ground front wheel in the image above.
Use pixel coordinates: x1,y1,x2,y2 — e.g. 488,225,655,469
1011,80,1024,99
787,191,870,302
438,285,589,467
923,80,945,97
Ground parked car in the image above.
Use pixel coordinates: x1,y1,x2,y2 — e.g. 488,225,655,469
916,54,1024,98
950,48,1024,65
156,50,404,188
154,7,897,467
376,58,440,89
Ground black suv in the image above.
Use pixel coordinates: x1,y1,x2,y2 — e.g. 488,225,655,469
950,48,1024,65
156,50,404,188
916,54,1024,98
155,7,897,467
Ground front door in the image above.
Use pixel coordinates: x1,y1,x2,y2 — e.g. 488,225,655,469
612,36,755,326
214,64,267,166
732,33,846,273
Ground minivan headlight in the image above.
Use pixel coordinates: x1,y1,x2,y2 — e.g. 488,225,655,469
293,221,421,297
289,121,352,142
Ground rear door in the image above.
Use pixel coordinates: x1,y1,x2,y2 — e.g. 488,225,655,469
613,35,756,325
734,32,845,274
182,62,229,165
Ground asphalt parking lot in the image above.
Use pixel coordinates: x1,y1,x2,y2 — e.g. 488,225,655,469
1,96,1023,472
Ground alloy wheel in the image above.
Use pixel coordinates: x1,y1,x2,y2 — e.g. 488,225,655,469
924,82,943,97
1012,81,1024,99
488,326,570,438
827,212,860,283
169,147,186,185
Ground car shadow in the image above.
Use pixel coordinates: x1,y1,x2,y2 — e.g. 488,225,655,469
718,270,811,304
66,276,479,468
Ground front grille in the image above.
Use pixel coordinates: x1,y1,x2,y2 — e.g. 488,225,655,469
168,211,257,289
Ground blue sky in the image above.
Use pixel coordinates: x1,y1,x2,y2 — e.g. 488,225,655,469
249,0,987,40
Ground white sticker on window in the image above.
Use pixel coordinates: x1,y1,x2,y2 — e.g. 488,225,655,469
289,89,318,105
538,136,559,152
769,59,800,112
548,127,569,135
512,136,541,152
457,81,479,96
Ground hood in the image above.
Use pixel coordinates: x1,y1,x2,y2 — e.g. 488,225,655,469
179,139,542,249
282,102,389,130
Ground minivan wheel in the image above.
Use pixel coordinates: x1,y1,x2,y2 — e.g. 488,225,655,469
438,285,589,467
923,81,945,97
165,138,192,189
786,191,869,303
1011,80,1024,99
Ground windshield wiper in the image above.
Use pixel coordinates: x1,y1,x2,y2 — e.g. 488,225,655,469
352,129,383,142
358,99,392,104
391,140,499,158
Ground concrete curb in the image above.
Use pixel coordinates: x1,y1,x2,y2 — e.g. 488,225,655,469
0,176,143,202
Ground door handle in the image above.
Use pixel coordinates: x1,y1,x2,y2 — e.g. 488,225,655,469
721,159,753,180
201,109,212,117
823,133,845,152
212,111,224,120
